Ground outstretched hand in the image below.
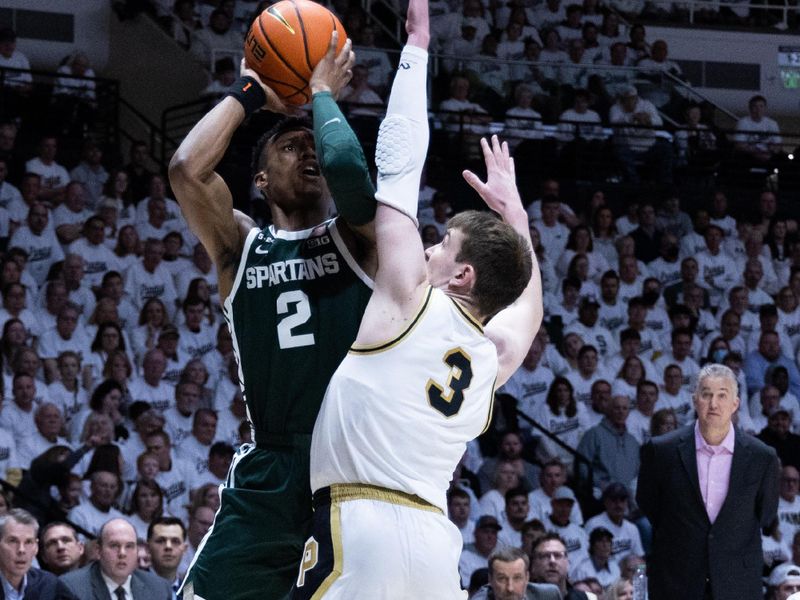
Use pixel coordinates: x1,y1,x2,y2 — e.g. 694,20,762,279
310,31,355,98
462,135,522,217
239,59,294,115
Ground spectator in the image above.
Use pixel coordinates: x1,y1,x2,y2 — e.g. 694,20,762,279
542,487,589,564
758,406,800,471
39,522,84,576
353,26,393,96
628,202,662,264
501,336,555,423
178,506,215,580
626,380,659,444
609,85,672,185
0,28,33,93
530,0,567,31
17,403,70,467
0,509,68,598
24,136,70,204
123,141,157,204
471,547,561,599
68,141,107,209
556,89,604,143
778,465,800,546
585,482,645,561
190,8,242,69
733,95,783,165
175,408,218,478
650,407,678,437
60,518,172,599
0,373,41,440
339,64,384,118
576,395,640,493
570,527,620,588
504,85,543,142
143,430,196,522
147,516,187,595
461,516,503,588
194,441,233,489
8,202,64,286
66,470,124,538
674,104,718,169
479,461,523,520
745,331,800,398
767,563,800,600
530,533,593,599
439,74,491,136
497,487,535,548
448,488,475,544
535,377,588,467
528,459,584,525
124,238,179,320
127,481,164,542
478,431,540,494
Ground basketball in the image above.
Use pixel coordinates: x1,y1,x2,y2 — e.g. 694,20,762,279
244,0,348,106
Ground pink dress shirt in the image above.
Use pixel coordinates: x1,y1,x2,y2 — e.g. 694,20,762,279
694,421,735,523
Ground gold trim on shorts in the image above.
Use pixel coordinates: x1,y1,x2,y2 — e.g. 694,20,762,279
329,483,442,515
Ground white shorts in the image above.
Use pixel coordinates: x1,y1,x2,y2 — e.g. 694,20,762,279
293,484,466,599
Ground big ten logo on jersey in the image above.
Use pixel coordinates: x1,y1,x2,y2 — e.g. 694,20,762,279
245,254,340,289
305,234,330,249
297,537,319,587
245,30,266,61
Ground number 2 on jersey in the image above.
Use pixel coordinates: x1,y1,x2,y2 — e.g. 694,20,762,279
426,348,473,417
276,290,315,349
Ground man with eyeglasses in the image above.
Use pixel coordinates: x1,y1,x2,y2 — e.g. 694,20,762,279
768,563,800,600
471,547,560,600
530,533,596,600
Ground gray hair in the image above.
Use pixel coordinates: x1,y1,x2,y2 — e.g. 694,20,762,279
488,546,529,575
695,363,738,398
0,508,39,539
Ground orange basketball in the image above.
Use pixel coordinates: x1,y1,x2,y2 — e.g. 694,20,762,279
244,0,348,105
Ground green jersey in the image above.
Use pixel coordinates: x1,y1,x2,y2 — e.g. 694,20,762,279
223,218,372,437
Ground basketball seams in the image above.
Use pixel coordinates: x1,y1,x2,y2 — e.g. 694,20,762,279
291,0,316,75
257,10,309,90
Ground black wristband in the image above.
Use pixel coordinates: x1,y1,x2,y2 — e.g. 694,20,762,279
225,76,267,116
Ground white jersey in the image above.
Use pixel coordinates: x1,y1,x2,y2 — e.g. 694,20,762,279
311,287,498,513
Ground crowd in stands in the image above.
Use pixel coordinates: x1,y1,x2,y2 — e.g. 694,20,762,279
1,0,800,598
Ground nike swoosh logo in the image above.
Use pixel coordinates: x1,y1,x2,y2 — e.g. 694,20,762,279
323,118,341,127
254,245,270,255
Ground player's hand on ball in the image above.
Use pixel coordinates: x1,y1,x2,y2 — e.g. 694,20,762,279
310,31,355,99
239,59,294,115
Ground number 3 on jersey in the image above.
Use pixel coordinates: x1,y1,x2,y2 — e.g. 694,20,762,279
277,290,315,349
426,348,473,417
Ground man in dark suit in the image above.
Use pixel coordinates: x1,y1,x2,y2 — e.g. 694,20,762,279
638,363,780,600
0,508,72,600
59,518,172,600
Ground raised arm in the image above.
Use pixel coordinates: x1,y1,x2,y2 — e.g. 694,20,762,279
351,0,431,346
470,136,543,387
310,35,377,244
168,63,288,300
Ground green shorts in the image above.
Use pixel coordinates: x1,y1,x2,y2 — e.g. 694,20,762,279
182,438,312,600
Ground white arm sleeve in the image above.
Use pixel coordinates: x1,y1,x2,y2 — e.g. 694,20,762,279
375,45,430,226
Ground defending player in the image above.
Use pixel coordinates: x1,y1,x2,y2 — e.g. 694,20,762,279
293,0,543,596
168,34,376,600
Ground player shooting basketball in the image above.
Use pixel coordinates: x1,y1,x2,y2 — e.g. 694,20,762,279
293,0,543,596
169,26,377,600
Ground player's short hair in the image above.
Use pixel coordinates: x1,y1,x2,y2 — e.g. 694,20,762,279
251,117,313,176
448,211,532,319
